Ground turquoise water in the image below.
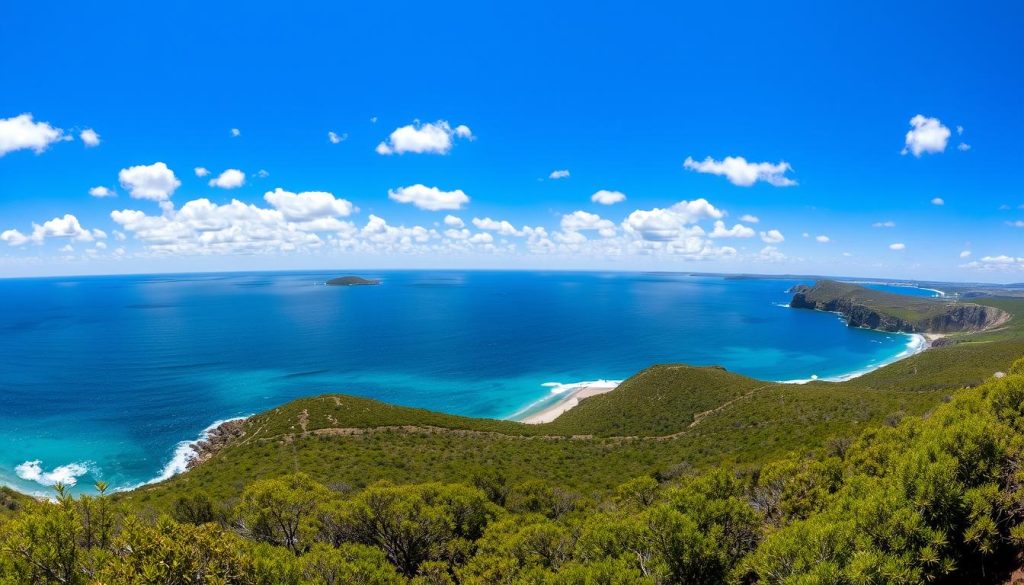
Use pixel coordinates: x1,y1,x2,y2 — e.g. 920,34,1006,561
0,272,920,494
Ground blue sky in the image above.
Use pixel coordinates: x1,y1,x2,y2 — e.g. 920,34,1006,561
1,1,1022,281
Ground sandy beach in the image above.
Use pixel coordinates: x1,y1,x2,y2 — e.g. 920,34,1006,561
517,380,620,424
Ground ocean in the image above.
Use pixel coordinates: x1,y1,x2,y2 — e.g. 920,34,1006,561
0,271,926,494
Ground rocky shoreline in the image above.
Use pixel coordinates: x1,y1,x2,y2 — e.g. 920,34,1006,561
186,418,247,470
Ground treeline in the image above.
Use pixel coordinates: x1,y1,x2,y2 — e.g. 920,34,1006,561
5,361,1024,584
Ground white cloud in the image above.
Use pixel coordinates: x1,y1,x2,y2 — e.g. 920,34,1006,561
739,214,760,223
111,197,350,255
960,250,972,258
473,217,522,236
15,460,90,487
194,167,210,177
620,199,724,244
388,184,470,211
560,211,616,238
961,255,1024,272
328,131,347,144
231,128,241,137
872,220,896,228
590,190,626,205
902,115,950,157
931,197,945,206
263,188,355,221
549,169,570,180
468,232,494,245
759,229,785,244
375,120,473,155
889,242,906,250
89,186,115,198
623,208,698,242
815,235,830,243
79,128,100,147
444,215,465,228
683,156,796,187
0,230,29,246
1,214,98,246
0,114,66,157
208,169,246,190
119,162,181,201
709,220,755,239
669,199,725,223
759,246,786,263
257,169,269,178
958,143,971,151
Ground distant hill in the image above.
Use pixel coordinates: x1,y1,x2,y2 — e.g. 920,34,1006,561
790,279,1010,333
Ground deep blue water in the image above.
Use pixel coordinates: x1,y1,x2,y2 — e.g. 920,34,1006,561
0,271,921,494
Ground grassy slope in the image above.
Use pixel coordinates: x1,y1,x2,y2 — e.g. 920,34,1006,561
122,298,1024,512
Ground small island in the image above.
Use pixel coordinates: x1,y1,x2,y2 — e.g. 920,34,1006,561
326,276,381,286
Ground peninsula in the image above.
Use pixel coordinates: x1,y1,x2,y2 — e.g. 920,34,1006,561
790,280,1010,335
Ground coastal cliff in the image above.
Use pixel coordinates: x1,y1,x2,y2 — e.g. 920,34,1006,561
790,280,1009,334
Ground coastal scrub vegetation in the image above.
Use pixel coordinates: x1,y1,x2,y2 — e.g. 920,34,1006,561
6,359,1024,582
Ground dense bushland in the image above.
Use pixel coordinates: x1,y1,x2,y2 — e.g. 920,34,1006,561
6,359,1024,583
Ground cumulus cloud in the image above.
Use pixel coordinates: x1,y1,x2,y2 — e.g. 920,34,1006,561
958,142,971,151
15,460,90,487
815,235,830,243
902,115,950,157
119,162,181,201
328,131,347,144
0,114,66,156
931,197,945,206
759,246,787,263
760,229,785,244
709,220,755,239
79,128,100,147
230,128,241,137
590,190,626,205
889,242,906,250
683,156,796,187
473,217,522,236
549,169,570,180
961,255,1024,272
388,184,470,211
1,214,99,246
263,188,355,221
89,186,115,198
443,215,465,228
739,214,760,223
208,169,246,189
560,211,616,238
194,167,210,177
112,198,342,255
621,199,722,243
960,250,972,258
872,220,896,228
376,120,473,155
